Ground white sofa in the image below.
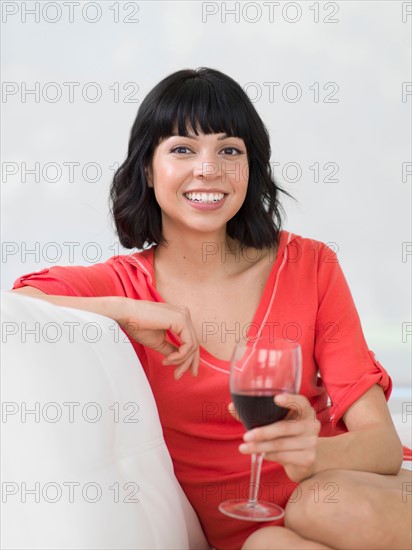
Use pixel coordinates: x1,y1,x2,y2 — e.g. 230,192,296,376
1,291,210,550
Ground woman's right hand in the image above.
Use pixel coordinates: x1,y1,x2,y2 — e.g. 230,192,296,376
118,298,200,380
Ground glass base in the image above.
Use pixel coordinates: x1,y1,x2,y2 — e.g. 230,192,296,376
218,499,285,522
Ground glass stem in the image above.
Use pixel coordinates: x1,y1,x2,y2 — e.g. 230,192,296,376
248,453,264,507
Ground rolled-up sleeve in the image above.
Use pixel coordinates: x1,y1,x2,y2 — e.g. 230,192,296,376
314,244,392,426
12,263,123,297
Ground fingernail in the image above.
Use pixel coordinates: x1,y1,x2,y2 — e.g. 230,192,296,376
175,369,183,380
243,431,254,442
275,393,288,403
239,443,249,453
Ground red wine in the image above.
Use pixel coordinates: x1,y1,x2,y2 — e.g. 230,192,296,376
232,390,289,430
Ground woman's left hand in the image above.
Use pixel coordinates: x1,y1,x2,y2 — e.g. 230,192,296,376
229,393,321,483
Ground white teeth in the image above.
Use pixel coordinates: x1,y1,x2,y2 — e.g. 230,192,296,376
185,192,225,203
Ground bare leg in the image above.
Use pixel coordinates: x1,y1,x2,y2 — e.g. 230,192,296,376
285,468,412,550
242,525,333,550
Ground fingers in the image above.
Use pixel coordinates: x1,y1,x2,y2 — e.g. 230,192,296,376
239,435,318,455
171,347,200,380
127,301,200,379
228,401,241,422
274,393,315,421
243,420,306,446
162,349,199,377
190,347,200,377
242,411,320,443
167,306,199,377
237,394,320,468
155,340,179,358
162,342,199,373
228,401,236,415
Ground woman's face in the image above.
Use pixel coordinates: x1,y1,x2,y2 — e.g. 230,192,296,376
147,130,249,238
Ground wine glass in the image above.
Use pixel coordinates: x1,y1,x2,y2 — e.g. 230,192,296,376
218,336,302,521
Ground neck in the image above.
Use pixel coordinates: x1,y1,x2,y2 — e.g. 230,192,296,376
154,226,241,281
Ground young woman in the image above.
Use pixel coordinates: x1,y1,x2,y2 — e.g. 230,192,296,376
12,68,411,550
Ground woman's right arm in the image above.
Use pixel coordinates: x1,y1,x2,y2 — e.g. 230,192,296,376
11,287,199,379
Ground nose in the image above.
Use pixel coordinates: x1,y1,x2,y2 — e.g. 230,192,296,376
193,154,221,181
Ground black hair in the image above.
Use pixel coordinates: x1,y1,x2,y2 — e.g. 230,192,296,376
109,67,291,249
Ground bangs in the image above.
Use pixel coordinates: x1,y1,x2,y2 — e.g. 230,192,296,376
152,76,250,141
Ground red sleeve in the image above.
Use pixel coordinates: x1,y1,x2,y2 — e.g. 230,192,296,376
12,262,126,297
314,244,392,426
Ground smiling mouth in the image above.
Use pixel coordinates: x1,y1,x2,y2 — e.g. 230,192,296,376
184,192,226,203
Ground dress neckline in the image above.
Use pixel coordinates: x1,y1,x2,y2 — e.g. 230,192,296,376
133,230,292,371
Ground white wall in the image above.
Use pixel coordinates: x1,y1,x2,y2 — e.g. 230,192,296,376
1,1,411,391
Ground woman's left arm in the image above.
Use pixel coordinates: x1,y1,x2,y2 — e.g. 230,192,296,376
314,383,403,476
236,384,404,483
238,241,404,482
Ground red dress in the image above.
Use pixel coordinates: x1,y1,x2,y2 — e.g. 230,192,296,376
13,231,394,550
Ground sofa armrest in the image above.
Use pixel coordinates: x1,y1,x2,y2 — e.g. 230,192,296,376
1,291,210,550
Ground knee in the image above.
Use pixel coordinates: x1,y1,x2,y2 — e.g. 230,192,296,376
242,525,333,550
242,526,292,550
284,470,379,537
285,470,339,532
286,470,349,529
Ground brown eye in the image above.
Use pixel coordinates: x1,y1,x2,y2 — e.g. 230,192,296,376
222,147,243,156
171,146,192,154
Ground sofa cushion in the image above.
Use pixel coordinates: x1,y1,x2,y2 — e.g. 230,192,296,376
1,291,209,549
